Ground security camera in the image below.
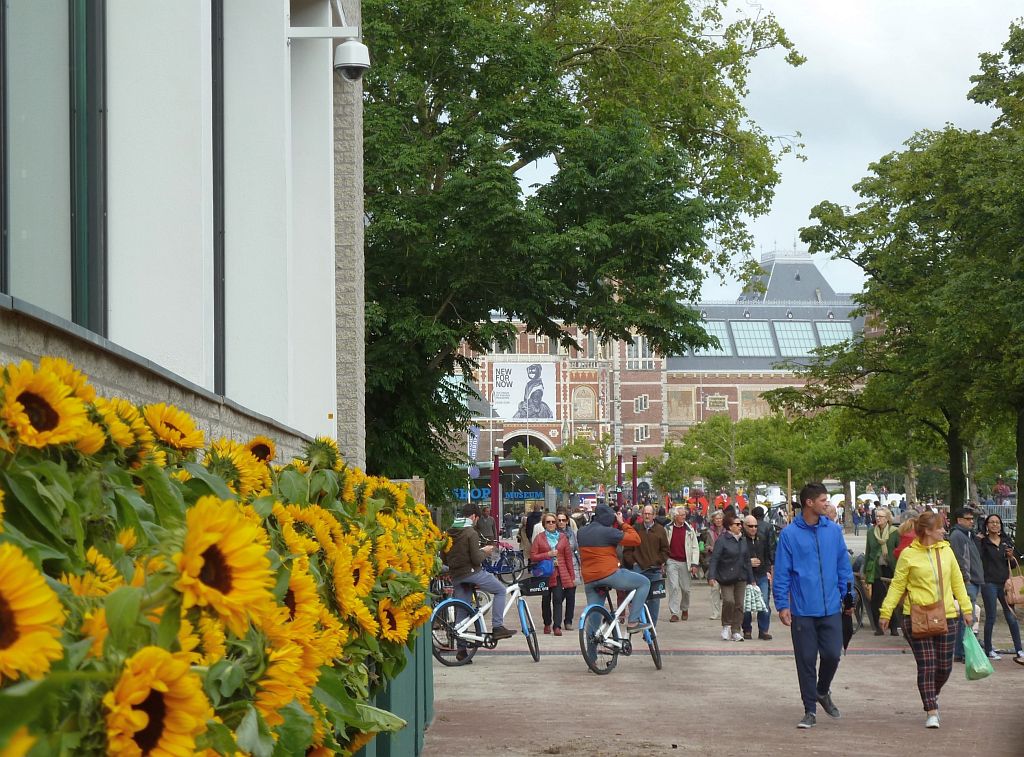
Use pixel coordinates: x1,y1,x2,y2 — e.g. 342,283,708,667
334,39,370,81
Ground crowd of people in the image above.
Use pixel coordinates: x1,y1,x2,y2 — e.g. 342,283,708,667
445,485,1022,730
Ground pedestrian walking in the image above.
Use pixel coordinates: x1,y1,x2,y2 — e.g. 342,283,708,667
555,512,580,630
623,505,669,625
708,511,754,642
530,513,576,636
741,515,774,640
880,511,973,728
948,506,984,663
977,513,1023,661
665,506,700,622
773,483,854,729
865,507,900,636
702,510,725,620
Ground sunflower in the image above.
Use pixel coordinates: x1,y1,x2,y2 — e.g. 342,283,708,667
38,356,95,402
142,402,205,451
81,608,109,658
348,542,376,599
1,726,36,757
103,646,211,756
202,438,263,496
75,421,107,454
117,527,138,552
0,543,65,684
173,496,274,636
302,435,343,472
92,397,135,448
254,640,305,727
282,557,322,632
61,546,122,597
178,612,227,666
343,730,377,754
377,598,412,644
0,488,5,532
129,555,167,588
245,435,276,463
1,360,89,448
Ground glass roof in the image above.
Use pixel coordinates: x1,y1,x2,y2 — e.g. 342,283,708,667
774,320,817,357
731,321,775,356
694,321,732,356
816,321,854,347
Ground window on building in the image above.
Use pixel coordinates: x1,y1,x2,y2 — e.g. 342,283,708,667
633,394,650,413
773,321,817,357
694,320,732,356
730,321,776,356
815,321,854,347
626,335,655,370
633,424,650,443
667,388,695,422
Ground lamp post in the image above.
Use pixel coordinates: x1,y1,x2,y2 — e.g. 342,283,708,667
616,452,624,509
491,447,501,522
631,446,638,507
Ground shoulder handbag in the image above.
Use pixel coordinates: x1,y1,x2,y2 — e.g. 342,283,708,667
1005,555,1024,606
531,558,554,578
899,550,947,639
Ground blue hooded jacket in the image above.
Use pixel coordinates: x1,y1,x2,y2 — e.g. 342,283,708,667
772,513,854,617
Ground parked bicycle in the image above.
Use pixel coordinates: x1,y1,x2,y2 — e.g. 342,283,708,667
578,581,662,675
481,538,528,585
430,575,545,666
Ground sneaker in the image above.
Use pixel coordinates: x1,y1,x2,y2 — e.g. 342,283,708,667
553,627,562,636
626,620,652,633
797,713,816,729
816,690,840,719
758,632,773,641
491,626,517,641
670,615,680,623
564,622,573,630
681,611,688,621
924,714,940,729
710,613,720,620
455,649,472,664
988,650,1002,661
732,633,745,642
721,626,731,641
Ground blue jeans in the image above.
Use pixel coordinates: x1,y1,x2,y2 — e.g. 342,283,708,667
585,568,650,624
954,583,980,659
631,566,663,625
742,575,772,634
981,582,1023,654
790,614,843,715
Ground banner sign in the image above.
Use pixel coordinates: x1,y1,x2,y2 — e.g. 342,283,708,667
491,362,557,420
503,490,544,501
452,487,491,502
467,424,480,460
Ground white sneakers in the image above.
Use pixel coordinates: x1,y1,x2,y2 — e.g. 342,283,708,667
988,650,1002,660
731,632,744,642
721,625,731,641
925,714,940,729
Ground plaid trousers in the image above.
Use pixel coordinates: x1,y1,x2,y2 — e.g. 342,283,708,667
902,617,957,711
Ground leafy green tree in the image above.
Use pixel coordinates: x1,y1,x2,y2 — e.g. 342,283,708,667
361,0,804,493
511,433,615,507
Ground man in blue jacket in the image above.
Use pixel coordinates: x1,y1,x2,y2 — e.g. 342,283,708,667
773,482,854,730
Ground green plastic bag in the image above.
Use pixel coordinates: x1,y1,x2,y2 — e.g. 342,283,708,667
963,626,993,680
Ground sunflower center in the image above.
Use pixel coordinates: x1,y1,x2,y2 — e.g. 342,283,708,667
0,596,17,649
284,588,296,620
163,421,182,437
198,546,233,594
352,567,360,587
251,443,271,461
384,608,397,632
18,391,59,432
132,689,166,754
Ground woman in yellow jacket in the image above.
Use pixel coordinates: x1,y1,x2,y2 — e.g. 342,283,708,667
880,511,973,729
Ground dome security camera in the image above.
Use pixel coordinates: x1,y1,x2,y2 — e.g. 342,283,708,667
334,39,370,81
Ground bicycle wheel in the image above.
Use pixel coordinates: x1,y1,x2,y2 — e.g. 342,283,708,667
520,599,540,662
510,552,528,583
431,599,482,666
852,586,865,633
496,554,517,585
579,605,620,675
642,607,662,670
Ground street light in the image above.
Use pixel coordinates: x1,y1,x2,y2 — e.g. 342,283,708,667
631,446,638,507
491,446,502,522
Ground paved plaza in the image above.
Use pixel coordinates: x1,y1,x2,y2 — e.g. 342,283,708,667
423,533,1024,756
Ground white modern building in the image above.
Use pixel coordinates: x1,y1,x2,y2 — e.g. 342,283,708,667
1,0,367,462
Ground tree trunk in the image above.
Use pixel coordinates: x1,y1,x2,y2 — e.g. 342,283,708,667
1016,407,1024,553
966,447,981,504
904,459,918,507
841,478,851,531
947,423,966,508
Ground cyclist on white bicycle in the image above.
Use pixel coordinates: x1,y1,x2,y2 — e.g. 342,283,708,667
577,504,651,632
446,504,517,659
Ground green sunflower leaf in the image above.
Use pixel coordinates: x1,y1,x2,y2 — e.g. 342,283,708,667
277,470,309,505
2,471,62,537
103,586,143,649
196,719,240,756
182,461,236,500
272,702,314,756
236,705,275,757
155,596,183,648
132,464,186,526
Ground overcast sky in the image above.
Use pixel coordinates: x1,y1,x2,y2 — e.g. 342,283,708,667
701,0,1022,300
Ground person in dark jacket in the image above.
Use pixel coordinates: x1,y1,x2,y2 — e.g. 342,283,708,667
948,506,984,662
773,483,854,730
708,511,755,642
446,504,517,660
741,514,774,640
623,504,669,625
977,513,1023,661
577,504,650,631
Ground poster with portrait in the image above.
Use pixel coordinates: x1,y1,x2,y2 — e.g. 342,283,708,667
491,362,558,420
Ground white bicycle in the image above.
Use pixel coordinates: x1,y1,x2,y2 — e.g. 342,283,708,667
578,581,663,675
430,575,546,665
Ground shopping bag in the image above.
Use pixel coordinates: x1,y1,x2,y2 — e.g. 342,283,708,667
743,583,768,613
963,627,993,681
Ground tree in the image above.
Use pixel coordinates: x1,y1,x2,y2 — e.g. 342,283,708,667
361,0,804,493
512,433,615,507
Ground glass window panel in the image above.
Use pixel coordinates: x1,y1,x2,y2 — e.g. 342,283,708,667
816,321,854,347
6,0,73,318
773,321,817,357
695,321,732,356
731,321,776,356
